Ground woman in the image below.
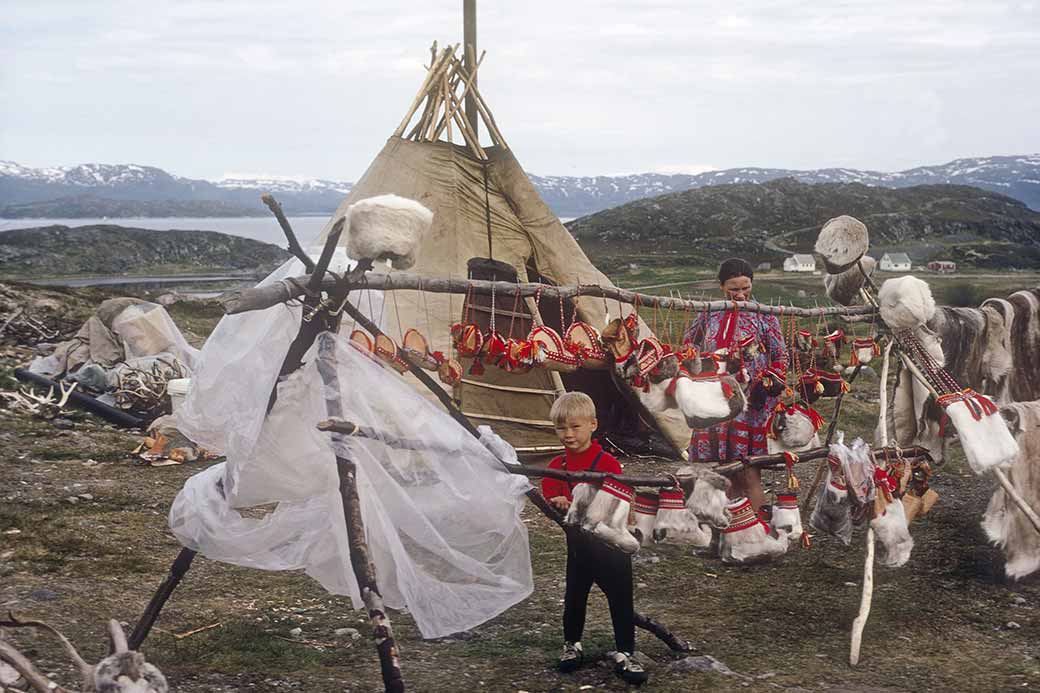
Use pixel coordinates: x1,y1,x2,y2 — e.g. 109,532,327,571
683,258,787,510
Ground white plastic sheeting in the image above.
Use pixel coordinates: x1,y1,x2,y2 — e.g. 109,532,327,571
171,257,534,638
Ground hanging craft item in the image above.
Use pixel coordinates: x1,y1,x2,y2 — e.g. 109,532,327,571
401,328,442,371
748,361,787,409
850,336,880,367
628,492,660,547
797,369,824,403
737,332,762,361
374,334,412,374
766,401,824,454
795,328,817,355
601,313,640,364
815,368,850,397
451,321,484,358
349,329,374,354
529,325,581,373
819,328,847,362
623,337,674,387
437,358,463,386
719,497,789,565
565,321,611,370
653,487,711,547
771,491,804,543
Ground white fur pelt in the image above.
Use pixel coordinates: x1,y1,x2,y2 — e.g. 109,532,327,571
344,194,433,270
815,215,870,273
653,488,711,547
878,276,936,331
982,402,1040,580
566,479,640,554
771,492,803,542
824,255,876,306
871,496,914,568
629,492,659,547
719,497,788,565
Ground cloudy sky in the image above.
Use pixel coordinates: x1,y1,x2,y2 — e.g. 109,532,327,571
2,1,1038,181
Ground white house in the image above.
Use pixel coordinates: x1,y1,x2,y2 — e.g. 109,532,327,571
783,254,816,272
880,252,912,272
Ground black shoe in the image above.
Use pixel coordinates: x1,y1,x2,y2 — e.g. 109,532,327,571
558,641,583,673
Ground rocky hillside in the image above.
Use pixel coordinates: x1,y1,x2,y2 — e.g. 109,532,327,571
567,179,1040,270
0,225,290,277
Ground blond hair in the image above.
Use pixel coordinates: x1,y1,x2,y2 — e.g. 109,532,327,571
550,391,597,424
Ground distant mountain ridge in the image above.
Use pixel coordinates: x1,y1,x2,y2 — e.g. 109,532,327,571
2,154,1038,218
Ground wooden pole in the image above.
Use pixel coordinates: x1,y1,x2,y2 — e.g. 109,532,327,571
463,0,478,139
219,272,880,320
316,338,405,692
849,526,876,666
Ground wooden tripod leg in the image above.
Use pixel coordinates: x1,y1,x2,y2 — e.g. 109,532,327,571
316,336,405,693
128,547,197,650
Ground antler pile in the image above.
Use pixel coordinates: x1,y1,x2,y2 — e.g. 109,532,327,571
0,613,167,693
113,358,186,416
0,382,77,420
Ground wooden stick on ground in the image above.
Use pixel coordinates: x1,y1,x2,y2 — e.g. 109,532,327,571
849,526,876,666
849,339,892,667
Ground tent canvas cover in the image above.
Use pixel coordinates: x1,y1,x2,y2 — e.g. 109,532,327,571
318,45,690,456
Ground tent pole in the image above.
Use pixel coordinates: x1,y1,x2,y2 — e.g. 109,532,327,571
127,547,197,650
464,0,478,139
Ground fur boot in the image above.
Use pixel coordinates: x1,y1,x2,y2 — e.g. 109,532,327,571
871,497,914,568
653,488,711,547
720,497,789,564
772,491,803,542
580,478,641,554
824,255,876,306
629,492,659,547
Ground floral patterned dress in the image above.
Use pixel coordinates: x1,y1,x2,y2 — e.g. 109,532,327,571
682,306,788,461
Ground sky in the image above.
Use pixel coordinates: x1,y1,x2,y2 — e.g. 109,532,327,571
2,1,1039,182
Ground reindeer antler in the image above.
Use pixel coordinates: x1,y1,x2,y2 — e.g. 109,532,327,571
0,637,71,693
1,612,95,690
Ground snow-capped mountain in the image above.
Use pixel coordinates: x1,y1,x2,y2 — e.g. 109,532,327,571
2,155,1038,218
532,154,1040,216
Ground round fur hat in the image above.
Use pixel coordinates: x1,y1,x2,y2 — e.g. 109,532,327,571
814,215,869,274
878,275,936,330
345,194,433,269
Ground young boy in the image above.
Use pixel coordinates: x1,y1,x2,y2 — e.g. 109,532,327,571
542,392,648,685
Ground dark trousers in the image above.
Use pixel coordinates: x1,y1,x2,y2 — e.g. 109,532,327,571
563,531,635,653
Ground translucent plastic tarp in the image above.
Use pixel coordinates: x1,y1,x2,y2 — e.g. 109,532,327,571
171,257,534,637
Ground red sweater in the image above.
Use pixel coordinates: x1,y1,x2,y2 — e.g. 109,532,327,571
541,440,622,501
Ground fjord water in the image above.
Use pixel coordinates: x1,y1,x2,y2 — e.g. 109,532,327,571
0,216,333,247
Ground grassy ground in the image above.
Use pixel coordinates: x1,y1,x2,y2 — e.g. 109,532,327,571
2,278,1039,692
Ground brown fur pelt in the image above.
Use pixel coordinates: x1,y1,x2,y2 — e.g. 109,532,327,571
982,401,1040,580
